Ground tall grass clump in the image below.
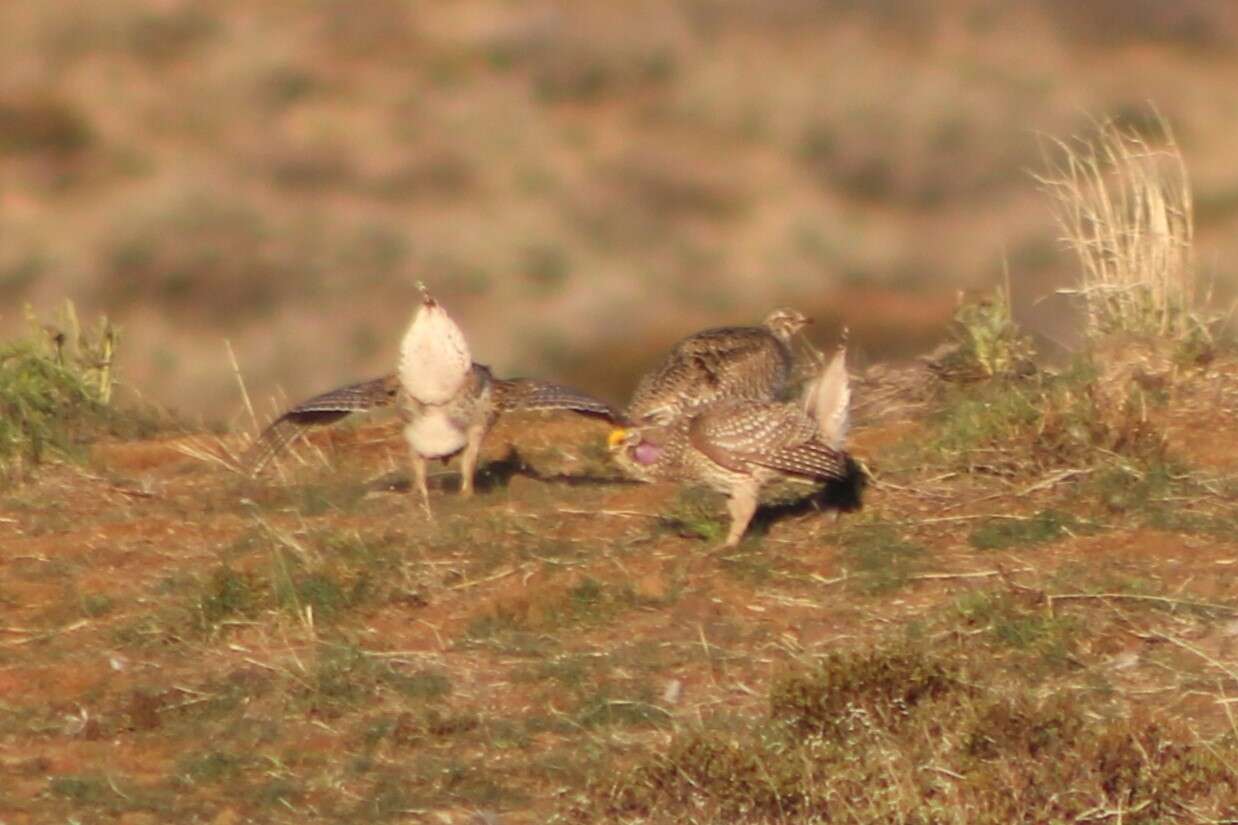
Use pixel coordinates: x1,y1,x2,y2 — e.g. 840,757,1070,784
0,301,118,479
1037,112,1210,343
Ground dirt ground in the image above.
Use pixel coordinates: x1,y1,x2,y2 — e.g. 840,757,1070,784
1,357,1237,823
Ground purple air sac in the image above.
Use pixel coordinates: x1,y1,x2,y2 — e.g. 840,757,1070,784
633,441,662,466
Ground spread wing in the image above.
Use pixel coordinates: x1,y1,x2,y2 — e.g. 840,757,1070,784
243,374,399,474
493,378,617,419
689,401,848,480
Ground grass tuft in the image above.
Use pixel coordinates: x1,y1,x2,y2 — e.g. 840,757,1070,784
769,645,960,736
1037,112,1215,344
1,302,119,479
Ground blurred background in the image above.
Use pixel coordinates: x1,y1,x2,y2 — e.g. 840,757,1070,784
2,0,1237,423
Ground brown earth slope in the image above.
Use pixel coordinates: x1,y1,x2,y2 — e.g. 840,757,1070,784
1,353,1236,822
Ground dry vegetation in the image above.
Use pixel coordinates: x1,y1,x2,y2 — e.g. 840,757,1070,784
1,301,1236,822
4,3,1238,823
3,140,1238,818
1039,115,1203,343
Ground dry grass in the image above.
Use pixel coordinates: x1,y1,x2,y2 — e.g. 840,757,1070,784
1037,113,1209,343
3,340,1238,821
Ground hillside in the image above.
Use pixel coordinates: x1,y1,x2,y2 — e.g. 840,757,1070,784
3,0,1238,418
3,3,1238,821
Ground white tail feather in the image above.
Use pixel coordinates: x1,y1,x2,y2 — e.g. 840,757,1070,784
398,295,472,404
803,332,850,449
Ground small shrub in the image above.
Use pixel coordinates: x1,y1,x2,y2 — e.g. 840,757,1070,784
0,97,93,158
1039,0,1238,51
928,287,1036,383
769,645,960,736
101,190,306,324
520,243,571,297
123,7,219,63
964,694,1087,760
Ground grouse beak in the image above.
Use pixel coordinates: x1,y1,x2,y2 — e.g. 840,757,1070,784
607,427,628,450
416,280,437,308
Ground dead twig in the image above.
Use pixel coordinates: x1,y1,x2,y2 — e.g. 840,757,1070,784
1047,592,1238,616
1147,631,1238,683
449,566,517,590
0,619,91,647
909,568,1035,582
556,507,661,519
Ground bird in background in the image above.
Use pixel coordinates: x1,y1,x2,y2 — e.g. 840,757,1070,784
243,288,615,515
608,331,854,547
623,307,811,426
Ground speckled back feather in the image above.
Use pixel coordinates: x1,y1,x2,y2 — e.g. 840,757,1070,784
625,325,793,424
687,400,845,480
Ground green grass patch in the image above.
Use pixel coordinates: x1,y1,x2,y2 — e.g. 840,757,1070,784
176,750,254,785
1086,463,1238,539
48,774,113,805
955,591,1081,673
838,522,925,594
716,545,776,584
660,487,725,542
574,681,669,730
967,509,1084,551
210,527,409,629
510,653,594,690
302,643,448,713
1,304,119,479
